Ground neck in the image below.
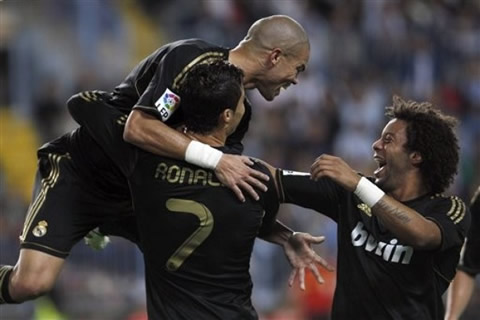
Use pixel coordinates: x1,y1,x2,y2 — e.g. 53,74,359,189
229,45,260,89
183,127,226,147
387,173,429,202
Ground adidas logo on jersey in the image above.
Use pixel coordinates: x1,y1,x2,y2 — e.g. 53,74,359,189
351,221,414,264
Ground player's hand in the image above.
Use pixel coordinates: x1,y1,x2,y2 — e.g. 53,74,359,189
310,154,360,191
283,232,334,291
215,154,269,202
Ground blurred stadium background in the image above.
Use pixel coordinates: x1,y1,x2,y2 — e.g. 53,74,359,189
0,0,479,319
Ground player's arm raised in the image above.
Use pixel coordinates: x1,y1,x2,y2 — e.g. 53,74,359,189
310,154,442,249
124,109,269,202
254,158,334,290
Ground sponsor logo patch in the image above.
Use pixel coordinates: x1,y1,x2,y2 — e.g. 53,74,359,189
155,88,181,121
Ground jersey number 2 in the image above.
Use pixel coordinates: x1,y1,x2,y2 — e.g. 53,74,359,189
165,198,214,271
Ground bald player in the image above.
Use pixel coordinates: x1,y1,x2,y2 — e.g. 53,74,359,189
124,14,310,202
0,15,327,304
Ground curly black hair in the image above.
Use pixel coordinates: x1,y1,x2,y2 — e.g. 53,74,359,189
385,95,459,194
178,60,244,134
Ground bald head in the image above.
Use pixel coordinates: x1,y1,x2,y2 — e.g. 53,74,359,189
242,15,309,55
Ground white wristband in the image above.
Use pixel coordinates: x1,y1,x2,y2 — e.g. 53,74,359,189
354,177,385,208
185,140,223,170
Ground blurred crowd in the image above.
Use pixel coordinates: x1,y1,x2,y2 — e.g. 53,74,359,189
1,0,479,319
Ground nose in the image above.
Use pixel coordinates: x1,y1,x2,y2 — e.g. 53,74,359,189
372,138,382,151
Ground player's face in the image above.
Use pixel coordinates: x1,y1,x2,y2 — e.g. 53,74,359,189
372,119,413,193
228,87,246,135
257,45,310,101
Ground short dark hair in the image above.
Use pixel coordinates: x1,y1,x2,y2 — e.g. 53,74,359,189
179,60,244,134
385,95,460,194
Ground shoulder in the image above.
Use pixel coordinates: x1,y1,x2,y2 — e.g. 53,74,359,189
165,38,227,60
429,193,465,207
163,39,228,92
428,194,468,225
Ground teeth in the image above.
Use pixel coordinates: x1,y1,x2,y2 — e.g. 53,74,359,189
374,165,385,176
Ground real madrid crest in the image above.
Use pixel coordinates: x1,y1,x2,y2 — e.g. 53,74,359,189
32,220,48,237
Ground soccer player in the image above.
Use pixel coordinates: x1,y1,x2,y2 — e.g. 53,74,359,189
445,186,480,320
118,14,310,202
273,96,470,319
68,61,327,319
0,16,324,304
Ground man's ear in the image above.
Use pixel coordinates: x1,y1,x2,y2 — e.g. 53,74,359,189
410,151,423,166
221,108,233,124
267,48,282,67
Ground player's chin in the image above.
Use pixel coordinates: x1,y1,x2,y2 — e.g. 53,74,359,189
259,89,277,101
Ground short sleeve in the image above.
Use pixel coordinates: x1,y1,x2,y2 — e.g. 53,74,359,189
67,92,138,177
133,50,182,122
426,196,470,252
133,44,228,124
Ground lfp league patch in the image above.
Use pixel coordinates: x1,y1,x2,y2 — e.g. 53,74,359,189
155,88,181,121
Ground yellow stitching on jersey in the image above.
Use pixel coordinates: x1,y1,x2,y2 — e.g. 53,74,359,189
79,92,92,102
116,114,128,126
172,52,225,91
450,198,462,220
20,153,58,240
21,242,69,256
450,198,465,221
85,91,98,101
20,153,69,242
454,201,466,224
446,197,458,217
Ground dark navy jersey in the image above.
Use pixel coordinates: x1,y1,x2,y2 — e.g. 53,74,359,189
108,38,251,153
132,154,278,320
459,186,480,276
110,39,228,118
277,170,470,320
65,38,255,194
73,94,279,319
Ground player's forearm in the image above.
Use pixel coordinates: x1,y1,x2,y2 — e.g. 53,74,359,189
352,177,441,249
124,109,190,159
372,196,441,249
444,270,475,320
259,220,294,246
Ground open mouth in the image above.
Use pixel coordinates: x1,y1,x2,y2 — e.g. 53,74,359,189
373,156,386,176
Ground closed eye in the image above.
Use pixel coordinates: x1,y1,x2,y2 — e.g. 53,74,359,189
383,133,395,144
